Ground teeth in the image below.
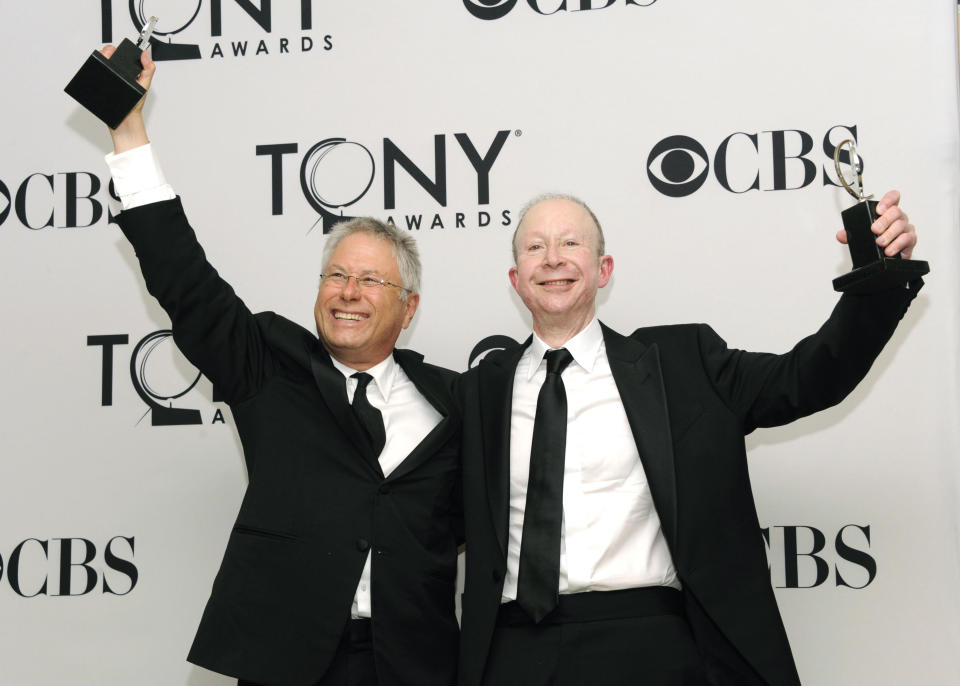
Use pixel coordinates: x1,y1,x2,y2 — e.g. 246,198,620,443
542,280,572,286
334,312,365,320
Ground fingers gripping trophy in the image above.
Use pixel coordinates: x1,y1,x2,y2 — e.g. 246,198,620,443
832,139,929,293
64,17,158,128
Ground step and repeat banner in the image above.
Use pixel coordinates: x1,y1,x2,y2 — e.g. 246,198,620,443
1,1,958,684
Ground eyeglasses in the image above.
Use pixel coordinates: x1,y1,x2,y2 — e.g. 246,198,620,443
320,272,410,293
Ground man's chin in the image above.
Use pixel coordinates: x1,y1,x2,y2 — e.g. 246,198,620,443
321,330,369,354
534,298,580,316
532,301,594,325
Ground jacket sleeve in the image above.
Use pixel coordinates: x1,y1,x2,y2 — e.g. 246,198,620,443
698,283,922,434
116,197,269,404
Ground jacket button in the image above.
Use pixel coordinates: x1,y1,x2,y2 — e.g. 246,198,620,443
379,484,391,495
356,538,370,552
491,569,502,583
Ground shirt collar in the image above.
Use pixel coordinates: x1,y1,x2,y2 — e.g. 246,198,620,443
329,353,398,402
526,317,603,381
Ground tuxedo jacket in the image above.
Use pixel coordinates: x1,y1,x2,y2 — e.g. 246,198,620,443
117,199,462,686
457,285,919,686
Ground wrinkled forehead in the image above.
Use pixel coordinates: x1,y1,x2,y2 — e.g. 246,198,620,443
516,198,601,245
325,232,400,275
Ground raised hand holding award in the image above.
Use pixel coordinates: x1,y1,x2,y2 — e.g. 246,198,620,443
64,17,157,129
832,139,929,293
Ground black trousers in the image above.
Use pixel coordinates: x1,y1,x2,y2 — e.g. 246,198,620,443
238,618,377,686
481,587,710,686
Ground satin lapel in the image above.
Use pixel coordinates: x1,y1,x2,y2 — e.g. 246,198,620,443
478,338,529,559
387,349,457,482
309,343,385,479
602,323,678,552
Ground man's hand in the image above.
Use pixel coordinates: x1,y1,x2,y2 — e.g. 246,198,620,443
835,189,918,259
99,44,155,154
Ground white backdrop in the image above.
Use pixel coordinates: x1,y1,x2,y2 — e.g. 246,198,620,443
1,1,958,684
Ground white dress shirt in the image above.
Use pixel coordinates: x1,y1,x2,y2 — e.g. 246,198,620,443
105,143,175,210
503,317,679,603
105,144,443,617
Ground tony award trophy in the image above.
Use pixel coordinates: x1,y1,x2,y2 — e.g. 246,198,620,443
832,139,929,293
64,17,158,129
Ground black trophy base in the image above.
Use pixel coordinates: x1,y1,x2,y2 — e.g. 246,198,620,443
833,198,929,293
833,257,929,293
64,39,145,129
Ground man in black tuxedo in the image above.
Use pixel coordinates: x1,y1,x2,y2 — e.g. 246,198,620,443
98,47,460,686
457,193,920,685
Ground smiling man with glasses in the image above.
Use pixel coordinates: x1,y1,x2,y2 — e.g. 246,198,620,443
90,48,462,686
315,223,421,373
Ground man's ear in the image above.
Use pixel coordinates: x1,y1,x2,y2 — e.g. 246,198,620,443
598,255,614,288
401,293,420,329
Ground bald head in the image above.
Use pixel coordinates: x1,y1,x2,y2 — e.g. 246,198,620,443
512,193,605,263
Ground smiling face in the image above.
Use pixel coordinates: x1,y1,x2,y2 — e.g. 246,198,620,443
314,232,419,370
509,198,613,345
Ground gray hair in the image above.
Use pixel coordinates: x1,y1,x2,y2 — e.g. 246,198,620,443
511,192,605,263
321,217,421,300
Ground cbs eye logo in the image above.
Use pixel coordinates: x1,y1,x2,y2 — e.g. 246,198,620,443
462,0,519,20
468,335,520,368
462,0,658,19
646,135,710,198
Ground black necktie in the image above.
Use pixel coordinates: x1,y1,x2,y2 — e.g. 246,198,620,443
516,347,574,623
351,372,386,458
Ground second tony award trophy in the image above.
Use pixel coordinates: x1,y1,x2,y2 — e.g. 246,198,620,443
831,139,929,293
64,17,158,129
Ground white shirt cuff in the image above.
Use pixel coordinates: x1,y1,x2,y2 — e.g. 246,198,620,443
104,143,177,211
